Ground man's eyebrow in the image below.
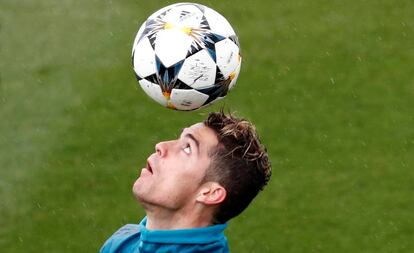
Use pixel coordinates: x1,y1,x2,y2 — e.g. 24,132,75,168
184,133,200,153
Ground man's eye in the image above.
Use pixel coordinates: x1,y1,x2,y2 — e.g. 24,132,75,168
183,145,191,154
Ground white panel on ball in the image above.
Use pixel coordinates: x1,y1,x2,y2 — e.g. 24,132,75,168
215,38,240,78
178,49,217,89
139,79,167,107
155,29,193,68
147,4,177,20
133,37,157,78
162,4,204,28
170,89,209,111
203,7,235,37
229,61,241,90
132,22,146,55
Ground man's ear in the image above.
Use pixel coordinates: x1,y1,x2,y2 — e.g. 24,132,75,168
196,182,226,205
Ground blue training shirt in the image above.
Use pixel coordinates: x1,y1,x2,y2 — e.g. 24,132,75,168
99,217,229,252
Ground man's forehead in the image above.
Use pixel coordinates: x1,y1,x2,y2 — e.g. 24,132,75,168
181,123,218,145
181,122,200,133
185,122,205,130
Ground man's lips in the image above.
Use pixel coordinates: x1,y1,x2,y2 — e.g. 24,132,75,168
145,160,153,174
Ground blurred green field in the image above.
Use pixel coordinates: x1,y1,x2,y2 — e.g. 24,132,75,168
1,0,413,252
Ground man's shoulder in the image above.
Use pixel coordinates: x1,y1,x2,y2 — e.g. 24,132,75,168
99,224,141,253
112,224,141,236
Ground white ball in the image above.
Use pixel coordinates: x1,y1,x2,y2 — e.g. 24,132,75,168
132,2,241,111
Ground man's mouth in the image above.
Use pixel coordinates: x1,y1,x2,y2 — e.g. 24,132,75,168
146,160,153,174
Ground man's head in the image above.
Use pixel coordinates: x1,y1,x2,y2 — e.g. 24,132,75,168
133,111,271,225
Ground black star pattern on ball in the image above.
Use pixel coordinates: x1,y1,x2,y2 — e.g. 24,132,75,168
143,56,192,96
185,15,226,62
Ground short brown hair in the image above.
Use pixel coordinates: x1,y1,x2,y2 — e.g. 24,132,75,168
204,111,271,224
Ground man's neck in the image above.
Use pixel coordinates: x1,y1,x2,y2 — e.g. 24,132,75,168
144,205,213,230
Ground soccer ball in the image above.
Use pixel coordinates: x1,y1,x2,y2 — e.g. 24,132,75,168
132,2,241,111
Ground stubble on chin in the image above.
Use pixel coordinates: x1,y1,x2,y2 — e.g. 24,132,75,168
132,177,143,199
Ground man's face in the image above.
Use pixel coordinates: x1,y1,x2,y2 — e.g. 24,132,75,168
133,122,219,210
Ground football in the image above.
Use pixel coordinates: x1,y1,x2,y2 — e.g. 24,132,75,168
132,2,241,110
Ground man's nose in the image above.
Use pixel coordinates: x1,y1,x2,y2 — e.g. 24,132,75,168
155,141,168,157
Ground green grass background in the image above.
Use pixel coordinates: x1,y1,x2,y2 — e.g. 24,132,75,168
1,0,413,252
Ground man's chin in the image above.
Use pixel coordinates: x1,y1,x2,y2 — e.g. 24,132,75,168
132,177,143,194
132,184,151,205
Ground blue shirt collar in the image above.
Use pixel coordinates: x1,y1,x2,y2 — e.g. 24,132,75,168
139,217,227,244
